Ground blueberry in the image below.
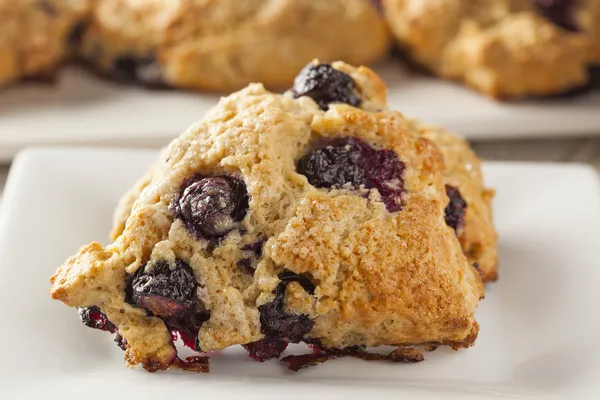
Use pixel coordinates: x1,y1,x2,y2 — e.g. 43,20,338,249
297,138,405,212
292,63,361,110
534,0,579,31
237,239,267,275
174,176,249,239
78,306,117,333
67,22,85,46
165,311,210,351
114,334,128,351
110,56,167,88
444,185,467,234
243,339,289,362
78,306,128,350
237,258,256,275
128,259,197,318
363,148,406,213
297,138,368,188
257,271,315,343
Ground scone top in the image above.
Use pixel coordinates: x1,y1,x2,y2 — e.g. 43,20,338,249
50,60,484,373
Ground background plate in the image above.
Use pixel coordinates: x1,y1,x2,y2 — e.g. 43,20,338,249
1,148,600,399
0,62,599,161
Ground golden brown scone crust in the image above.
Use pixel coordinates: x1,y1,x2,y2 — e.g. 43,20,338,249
0,0,90,88
577,0,600,64
382,0,597,98
50,61,483,372
79,0,390,91
418,126,498,282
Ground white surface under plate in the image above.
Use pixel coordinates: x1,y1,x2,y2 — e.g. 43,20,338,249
0,61,599,161
1,148,600,399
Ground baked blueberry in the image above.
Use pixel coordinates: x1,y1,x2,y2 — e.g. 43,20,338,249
110,56,167,88
534,0,579,32
444,185,467,234
292,63,361,110
297,138,405,212
165,311,210,351
297,138,367,188
78,306,127,350
258,271,315,343
128,259,197,318
78,306,117,333
174,176,249,239
243,339,289,362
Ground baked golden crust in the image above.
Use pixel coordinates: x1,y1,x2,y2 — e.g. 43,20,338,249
79,0,390,91
383,0,597,98
51,61,484,372
577,0,600,64
0,0,90,88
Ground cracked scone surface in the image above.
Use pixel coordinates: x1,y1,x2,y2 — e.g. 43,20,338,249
50,61,484,372
383,0,598,98
0,0,90,88
79,0,389,91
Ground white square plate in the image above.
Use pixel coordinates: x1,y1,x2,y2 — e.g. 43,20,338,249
0,62,599,161
1,148,599,399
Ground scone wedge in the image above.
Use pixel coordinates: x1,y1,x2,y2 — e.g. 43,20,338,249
51,61,484,373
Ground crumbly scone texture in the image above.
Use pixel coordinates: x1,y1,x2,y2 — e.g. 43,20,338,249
383,0,597,98
112,127,499,284
418,126,498,282
0,0,90,88
79,0,390,91
50,61,484,372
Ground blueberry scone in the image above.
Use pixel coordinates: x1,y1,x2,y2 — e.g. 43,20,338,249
50,61,485,372
382,0,599,98
0,0,90,88
78,0,389,91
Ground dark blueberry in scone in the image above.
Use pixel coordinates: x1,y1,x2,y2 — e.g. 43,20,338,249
109,56,167,88
258,271,315,344
364,147,406,213
128,259,197,318
78,306,127,350
292,63,361,110
78,306,117,332
67,22,86,46
174,176,249,239
589,67,600,89
243,339,289,362
165,311,210,351
533,0,579,32
297,138,367,188
444,185,467,234
297,138,405,212
237,239,267,275
243,271,316,361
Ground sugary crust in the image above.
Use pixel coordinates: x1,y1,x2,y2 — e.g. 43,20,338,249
383,0,597,98
0,0,90,87
51,62,484,372
79,0,390,91
418,125,498,282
